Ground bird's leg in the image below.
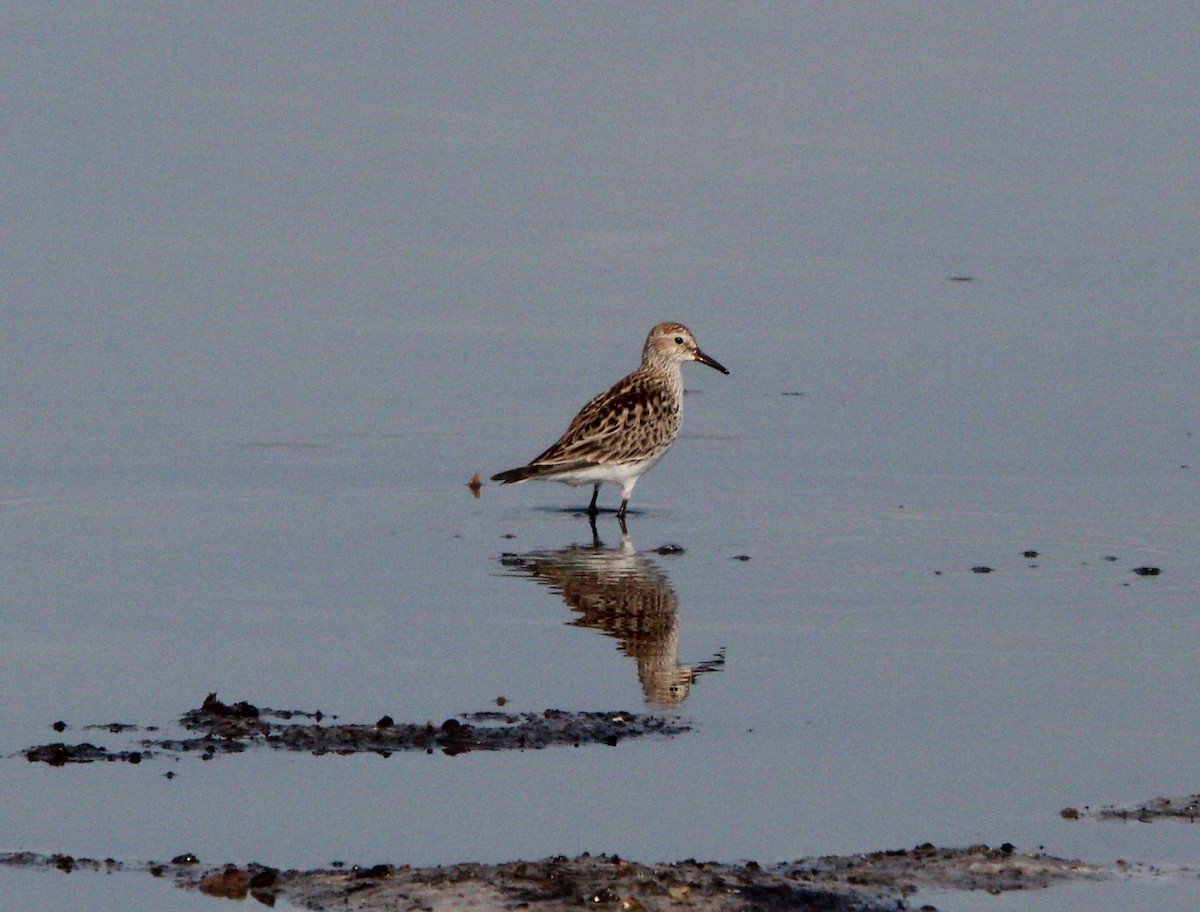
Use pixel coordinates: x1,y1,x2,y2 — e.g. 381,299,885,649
587,484,600,517
617,498,628,520
617,512,628,536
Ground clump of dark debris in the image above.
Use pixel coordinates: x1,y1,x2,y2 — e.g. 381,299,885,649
1064,793,1200,823
23,742,149,766
18,694,689,765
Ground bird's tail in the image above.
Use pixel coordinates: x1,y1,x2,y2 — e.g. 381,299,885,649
492,460,595,484
491,466,537,484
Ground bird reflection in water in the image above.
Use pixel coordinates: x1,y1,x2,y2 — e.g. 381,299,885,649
498,518,724,706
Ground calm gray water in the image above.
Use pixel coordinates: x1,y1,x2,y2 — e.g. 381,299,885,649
3,5,1199,910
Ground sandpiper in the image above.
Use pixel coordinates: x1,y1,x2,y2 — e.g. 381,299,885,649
492,322,729,519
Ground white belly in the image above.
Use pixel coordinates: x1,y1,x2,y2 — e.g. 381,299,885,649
546,454,664,489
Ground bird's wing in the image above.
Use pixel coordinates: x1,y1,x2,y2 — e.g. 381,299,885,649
530,373,678,467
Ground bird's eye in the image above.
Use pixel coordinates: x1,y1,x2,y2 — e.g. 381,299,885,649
674,336,684,344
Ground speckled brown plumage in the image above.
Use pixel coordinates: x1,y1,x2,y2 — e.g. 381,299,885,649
492,323,728,519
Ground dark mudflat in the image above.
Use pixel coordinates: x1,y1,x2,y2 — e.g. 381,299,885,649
18,694,689,764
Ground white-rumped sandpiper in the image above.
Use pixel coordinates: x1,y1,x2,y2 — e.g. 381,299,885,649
492,322,728,519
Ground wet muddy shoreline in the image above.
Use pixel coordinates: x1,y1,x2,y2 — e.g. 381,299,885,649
0,843,1142,911
9,696,1200,909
